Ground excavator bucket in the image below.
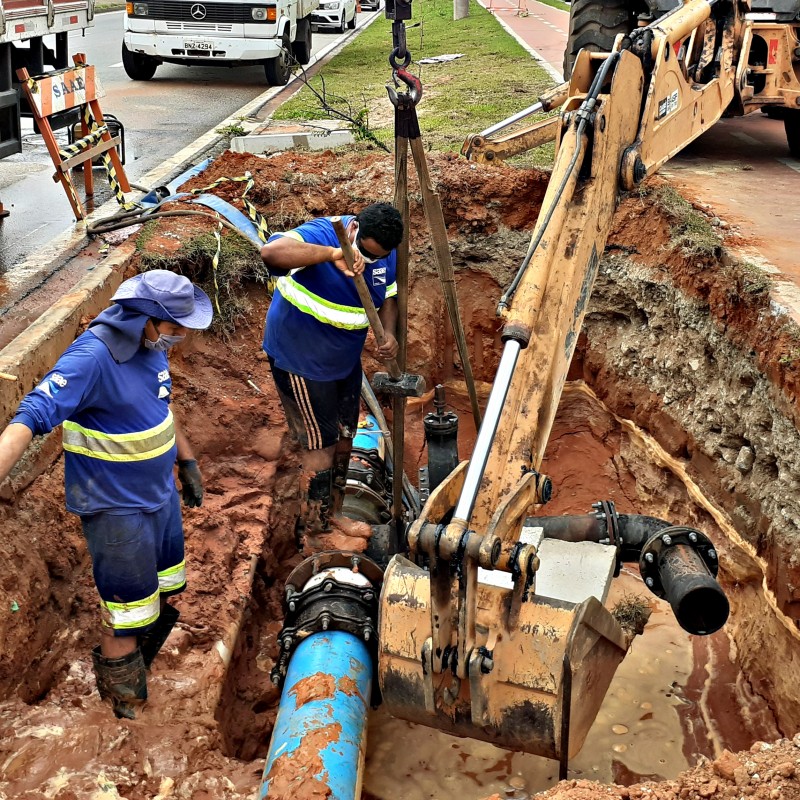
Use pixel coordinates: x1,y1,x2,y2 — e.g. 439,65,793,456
378,555,633,761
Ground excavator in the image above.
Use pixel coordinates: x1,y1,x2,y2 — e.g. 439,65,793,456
259,0,799,796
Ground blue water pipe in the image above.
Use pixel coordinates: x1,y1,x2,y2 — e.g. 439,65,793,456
260,632,372,800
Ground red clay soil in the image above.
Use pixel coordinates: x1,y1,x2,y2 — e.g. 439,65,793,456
262,723,341,799
1,149,799,799
290,673,336,708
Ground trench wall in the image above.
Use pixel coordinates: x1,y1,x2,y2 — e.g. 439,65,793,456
573,253,800,735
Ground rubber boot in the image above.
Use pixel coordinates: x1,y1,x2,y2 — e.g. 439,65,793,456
139,603,180,669
331,429,354,515
92,646,148,720
296,467,334,551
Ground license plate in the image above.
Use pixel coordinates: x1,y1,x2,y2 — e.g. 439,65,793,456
185,40,213,51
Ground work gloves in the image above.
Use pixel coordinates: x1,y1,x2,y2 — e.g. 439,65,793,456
177,459,204,508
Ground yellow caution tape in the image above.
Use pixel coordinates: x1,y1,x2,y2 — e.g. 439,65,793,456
58,126,108,160
82,106,138,211
190,171,272,243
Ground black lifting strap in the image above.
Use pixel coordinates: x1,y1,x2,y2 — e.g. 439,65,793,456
386,60,483,432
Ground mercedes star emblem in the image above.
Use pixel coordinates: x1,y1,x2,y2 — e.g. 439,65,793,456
190,3,207,19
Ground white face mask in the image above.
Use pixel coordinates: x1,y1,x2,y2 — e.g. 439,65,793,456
351,222,381,264
144,333,185,352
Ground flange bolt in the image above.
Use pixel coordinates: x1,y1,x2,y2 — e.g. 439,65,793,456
645,552,654,564
662,534,673,546
645,577,655,588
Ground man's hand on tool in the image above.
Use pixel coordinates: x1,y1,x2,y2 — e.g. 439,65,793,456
177,459,204,507
330,246,365,277
377,332,399,360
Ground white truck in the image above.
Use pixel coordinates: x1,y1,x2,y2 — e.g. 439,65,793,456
0,0,95,160
122,0,319,85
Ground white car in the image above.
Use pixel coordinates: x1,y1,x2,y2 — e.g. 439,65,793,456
311,0,357,32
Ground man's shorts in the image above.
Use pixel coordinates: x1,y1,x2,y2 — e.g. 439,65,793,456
81,489,186,636
269,357,361,450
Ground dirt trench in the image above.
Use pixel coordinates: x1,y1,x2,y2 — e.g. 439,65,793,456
0,150,799,799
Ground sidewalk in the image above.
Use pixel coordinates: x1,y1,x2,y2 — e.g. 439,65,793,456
479,0,567,81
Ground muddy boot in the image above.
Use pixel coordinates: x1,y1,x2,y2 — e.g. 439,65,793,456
331,429,354,516
139,603,180,669
92,646,148,720
300,468,334,552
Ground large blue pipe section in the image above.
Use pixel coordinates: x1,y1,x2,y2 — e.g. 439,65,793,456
260,632,372,800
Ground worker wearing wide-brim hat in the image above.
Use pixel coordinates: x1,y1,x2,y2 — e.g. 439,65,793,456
0,270,212,720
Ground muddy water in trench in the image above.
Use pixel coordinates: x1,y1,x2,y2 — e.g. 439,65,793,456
361,384,780,800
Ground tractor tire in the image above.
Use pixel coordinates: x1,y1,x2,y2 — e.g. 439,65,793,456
265,32,292,86
563,0,637,79
121,43,158,81
785,110,800,159
292,17,313,65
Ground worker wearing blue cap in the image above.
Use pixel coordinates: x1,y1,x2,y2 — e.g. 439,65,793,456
0,270,213,720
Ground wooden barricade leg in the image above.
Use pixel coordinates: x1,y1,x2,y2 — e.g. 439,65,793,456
16,67,86,220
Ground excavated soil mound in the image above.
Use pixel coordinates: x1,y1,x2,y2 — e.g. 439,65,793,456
1,149,799,799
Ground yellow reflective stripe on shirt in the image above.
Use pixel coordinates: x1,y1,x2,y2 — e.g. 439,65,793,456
158,560,186,593
63,410,176,463
101,588,161,630
385,281,398,298
276,276,370,330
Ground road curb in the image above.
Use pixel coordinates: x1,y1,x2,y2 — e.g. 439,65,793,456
0,242,134,424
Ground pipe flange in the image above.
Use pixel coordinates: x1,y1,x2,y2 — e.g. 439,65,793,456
639,526,718,599
271,552,383,688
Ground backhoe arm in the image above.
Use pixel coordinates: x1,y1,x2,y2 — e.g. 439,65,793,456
379,0,744,768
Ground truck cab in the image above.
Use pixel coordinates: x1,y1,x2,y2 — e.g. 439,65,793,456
122,0,319,85
0,0,96,161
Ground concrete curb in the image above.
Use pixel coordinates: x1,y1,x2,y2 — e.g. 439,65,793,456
0,241,133,424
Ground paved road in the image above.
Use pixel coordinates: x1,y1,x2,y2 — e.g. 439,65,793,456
0,9,376,274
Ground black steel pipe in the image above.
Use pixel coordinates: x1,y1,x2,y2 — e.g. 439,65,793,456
655,542,728,635
529,512,670,560
526,508,729,636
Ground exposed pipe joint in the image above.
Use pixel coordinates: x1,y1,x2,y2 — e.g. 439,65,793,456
527,502,729,635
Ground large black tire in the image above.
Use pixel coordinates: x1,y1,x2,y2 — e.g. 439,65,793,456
785,110,800,159
264,32,292,85
292,17,313,65
563,0,637,79
121,43,158,81
347,5,356,28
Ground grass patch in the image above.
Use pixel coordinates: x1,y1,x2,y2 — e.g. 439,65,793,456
278,0,556,156
532,0,570,12
216,122,247,138
736,260,772,295
139,229,270,334
656,186,720,258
